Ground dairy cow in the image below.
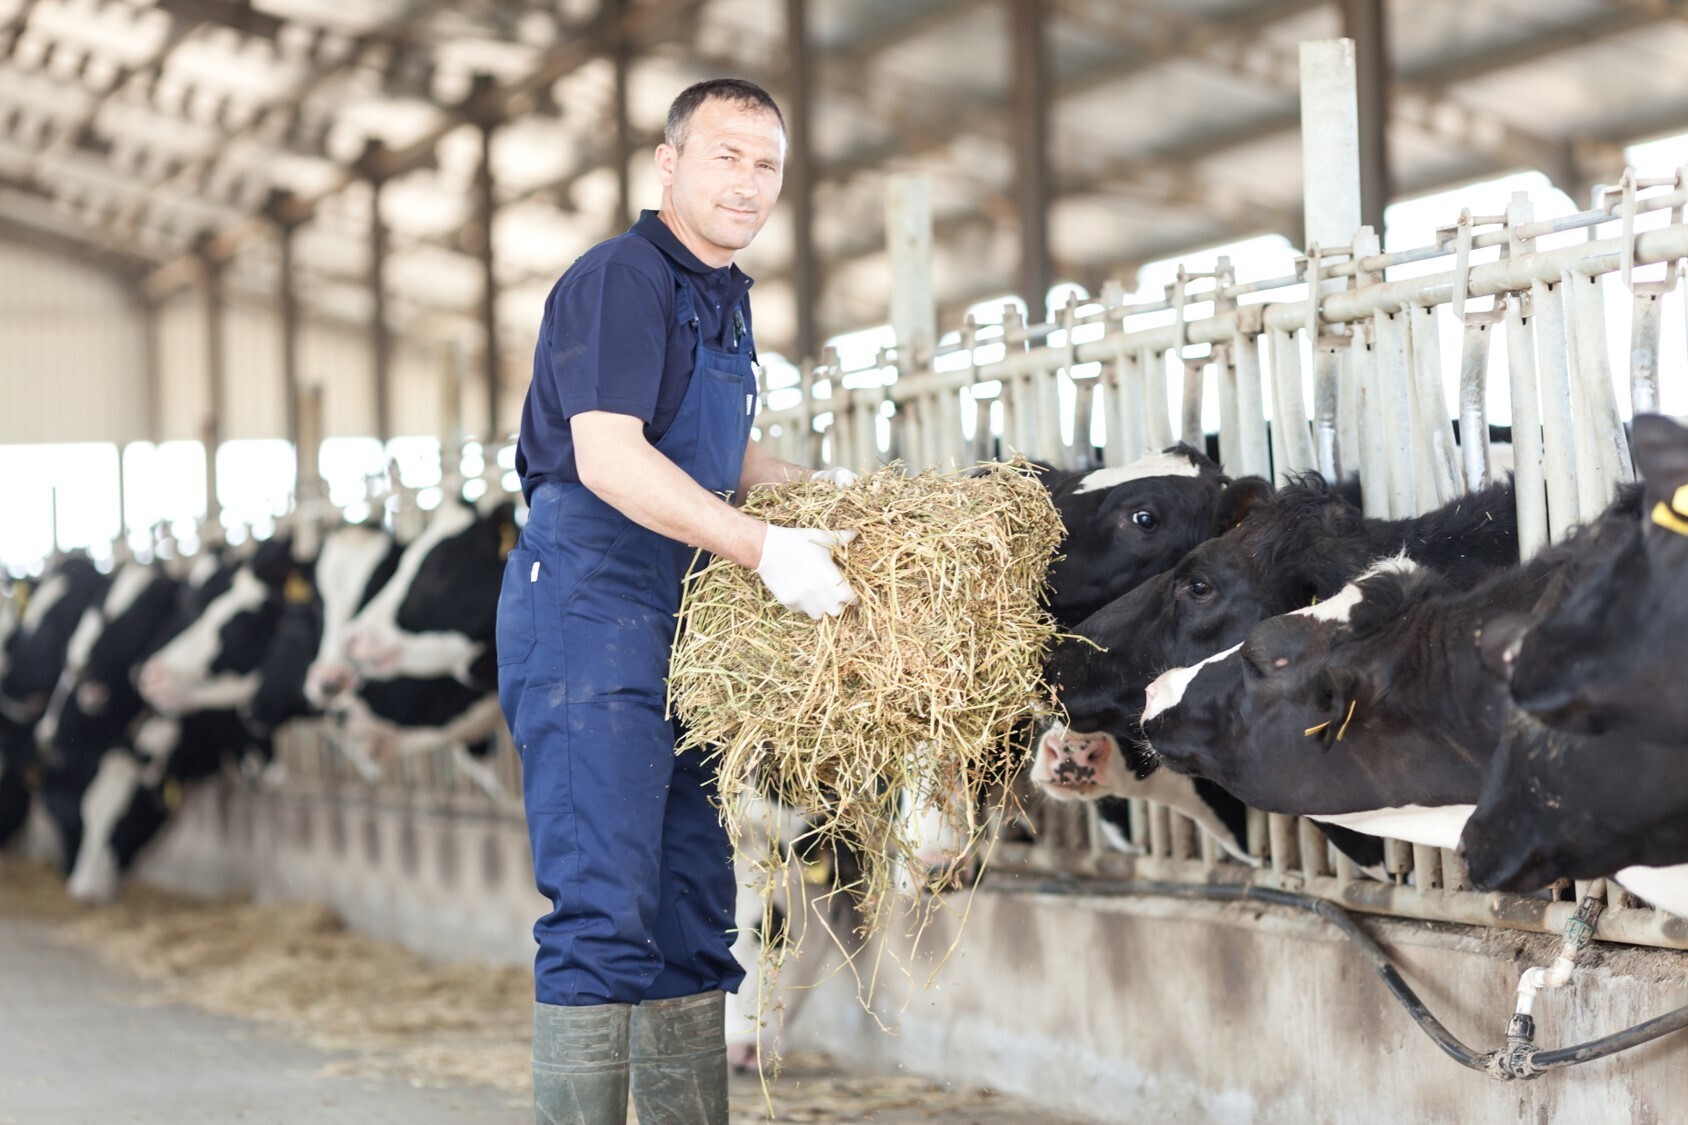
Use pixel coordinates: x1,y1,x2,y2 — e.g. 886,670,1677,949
65,539,311,901
1483,414,1688,743
1044,474,1520,785
1461,713,1688,916
1134,492,1644,868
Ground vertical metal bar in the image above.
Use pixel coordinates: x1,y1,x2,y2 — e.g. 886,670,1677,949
1457,314,1494,491
937,385,963,469
1505,297,1550,559
1412,843,1442,890
271,199,303,500
1384,838,1412,882
1039,368,1066,464
609,6,633,233
1269,328,1315,478
1298,818,1331,879
1373,310,1418,518
1009,0,1051,317
198,240,224,525
1217,344,1241,474
476,121,501,445
1339,332,1367,498
1312,344,1343,482
1408,303,1460,506
1532,274,1581,539
1632,290,1664,416
1341,1,1391,240
1441,847,1469,892
1071,374,1097,469
366,163,393,446
1232,331,1271,478
786,0,819,364
1109,344,1145,464
1246,807,1269,863
1565,270,1634,503
1140,348,1173,450
1268,813,1300,879
1180,359,1204,450
1147,802,1172,859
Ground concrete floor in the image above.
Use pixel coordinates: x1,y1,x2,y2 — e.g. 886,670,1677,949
0,915,1073,1124
0,916,526,1124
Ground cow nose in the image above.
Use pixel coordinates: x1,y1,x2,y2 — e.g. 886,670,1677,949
1143,680,1159,712
344,630,398,673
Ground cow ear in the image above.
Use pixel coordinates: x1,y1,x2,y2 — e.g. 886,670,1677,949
1212,477,1271,535
1633,414,1688,514
1475,612,1533,682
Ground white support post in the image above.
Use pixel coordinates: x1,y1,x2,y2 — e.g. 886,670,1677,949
886,174,936,383
1300,40,1364,250
1231,331,1271,479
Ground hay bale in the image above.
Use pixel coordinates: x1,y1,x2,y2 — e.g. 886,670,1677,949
669,459,1063,930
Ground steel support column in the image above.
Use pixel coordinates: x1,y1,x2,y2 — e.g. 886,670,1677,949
266,189,309,502
197,237,225,525
1342,0,1391,238
362,141,393,445
786,0,819,361
610,1,634,233
1010,0,1052,318
476,124,502,442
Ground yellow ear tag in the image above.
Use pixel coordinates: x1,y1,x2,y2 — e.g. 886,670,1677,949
163,778,183,812
498,521,517,561
1650,501,1688,538
283,571,315,605
1674,483,1688,518
1303,720,1331,738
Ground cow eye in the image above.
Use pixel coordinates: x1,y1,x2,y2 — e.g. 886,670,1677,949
1132,510,1157,530
1183,578,1215,602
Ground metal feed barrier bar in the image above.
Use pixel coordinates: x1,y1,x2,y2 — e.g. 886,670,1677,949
746,125,1688,952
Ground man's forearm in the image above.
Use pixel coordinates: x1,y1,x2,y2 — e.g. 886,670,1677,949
738,438,812,497
574,415,766,568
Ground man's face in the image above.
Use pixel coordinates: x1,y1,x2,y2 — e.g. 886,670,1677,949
656,98,785,266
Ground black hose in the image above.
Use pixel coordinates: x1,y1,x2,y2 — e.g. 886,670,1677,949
1027,876,1688,1078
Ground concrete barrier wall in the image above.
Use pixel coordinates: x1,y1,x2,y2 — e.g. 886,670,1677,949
106,777,1688,1122
773,880,1688,1124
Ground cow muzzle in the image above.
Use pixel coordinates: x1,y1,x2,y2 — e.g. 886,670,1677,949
1031,726,1118,798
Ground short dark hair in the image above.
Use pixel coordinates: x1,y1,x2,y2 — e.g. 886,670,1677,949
664,79,785,152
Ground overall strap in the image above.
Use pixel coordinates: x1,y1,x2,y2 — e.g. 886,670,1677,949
671,272,700,334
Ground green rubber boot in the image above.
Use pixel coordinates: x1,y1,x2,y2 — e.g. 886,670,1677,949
531,1000,631,1125
629,991,730,1125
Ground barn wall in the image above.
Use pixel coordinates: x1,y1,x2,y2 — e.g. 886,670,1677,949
151,294,457,443
0,241,148,445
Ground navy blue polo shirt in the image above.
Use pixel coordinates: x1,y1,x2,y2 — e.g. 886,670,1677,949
515,210,755,500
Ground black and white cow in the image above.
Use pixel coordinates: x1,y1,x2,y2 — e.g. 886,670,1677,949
1044,474,1519,777
1037,445,1243,628
0,555,112,850
1132,492,1642,863
1482,414,1688,744
1460,712,1688,916
308,497,520,793
65,539,310,901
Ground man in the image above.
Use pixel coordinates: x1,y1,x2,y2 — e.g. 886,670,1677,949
498,78,858,1124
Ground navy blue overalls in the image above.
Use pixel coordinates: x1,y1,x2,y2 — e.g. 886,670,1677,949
497,264,756,1007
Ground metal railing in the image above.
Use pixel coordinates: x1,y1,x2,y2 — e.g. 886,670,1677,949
751,168,1688,952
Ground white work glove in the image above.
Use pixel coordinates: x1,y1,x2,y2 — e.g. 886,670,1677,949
756,525,860,619
810,466,859,488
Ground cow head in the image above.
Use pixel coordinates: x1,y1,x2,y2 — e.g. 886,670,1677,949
340,499,517,689
1488,415,1688,742
1041,445,1234,627
1461,711,1688,896
137,538,309,717
1047,472,1359,753
1135,559,1466,816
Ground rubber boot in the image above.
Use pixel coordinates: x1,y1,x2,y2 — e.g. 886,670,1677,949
629,990,730,1125
532,1000,631,1125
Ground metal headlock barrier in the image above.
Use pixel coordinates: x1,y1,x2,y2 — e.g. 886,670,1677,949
749,160,1688,964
